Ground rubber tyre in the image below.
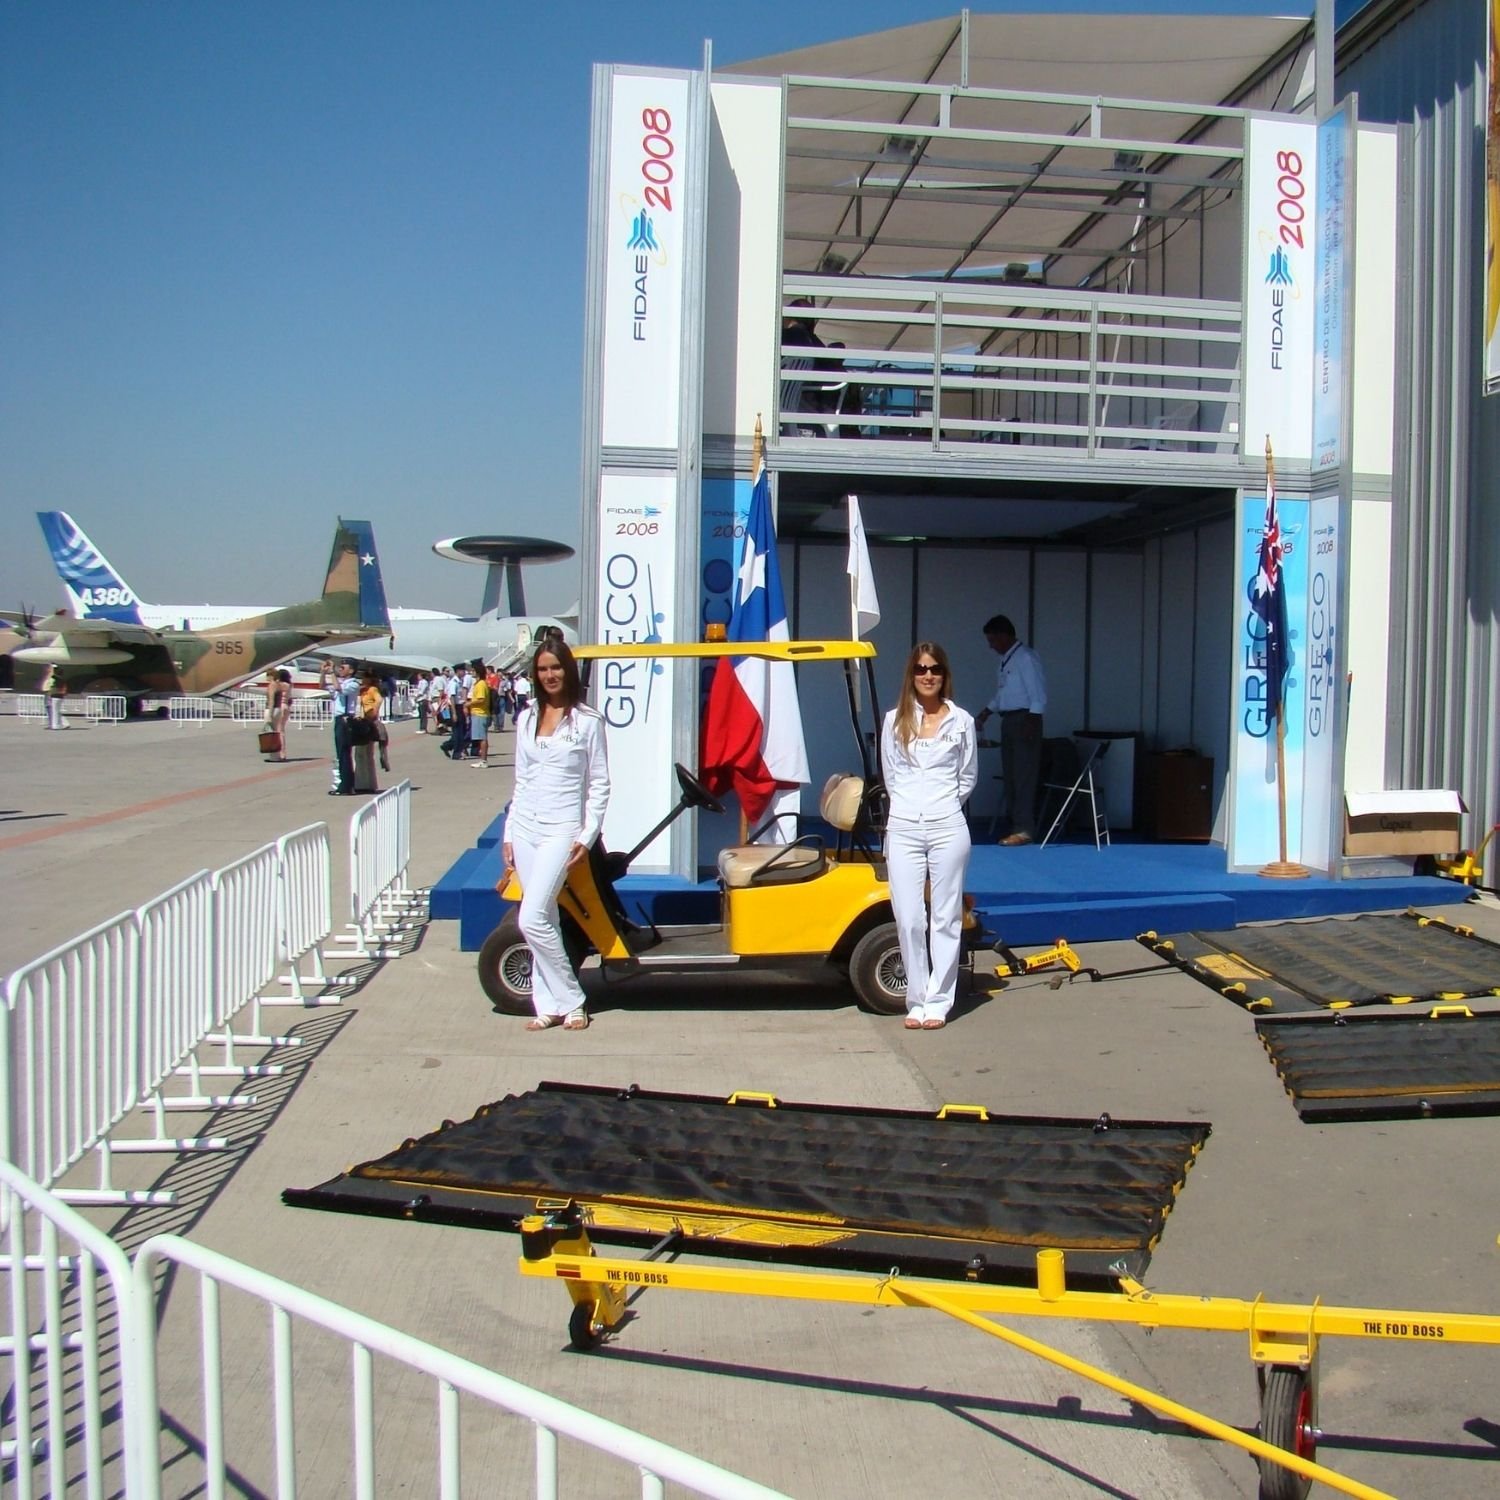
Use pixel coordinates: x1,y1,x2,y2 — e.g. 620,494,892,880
1257,1366,1314,1500
848,922,907,1015
568,1299,602,1352
477,911,535,1016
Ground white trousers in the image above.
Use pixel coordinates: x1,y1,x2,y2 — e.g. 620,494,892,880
885,815,971,1021
510,826,586,1018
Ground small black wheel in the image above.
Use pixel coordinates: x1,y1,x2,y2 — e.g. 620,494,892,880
477,910,534,1015
848,922,907,1015
1258,1365,1315,1500
568,1299,603,1351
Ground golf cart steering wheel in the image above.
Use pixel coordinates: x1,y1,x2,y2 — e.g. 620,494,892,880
676,762,725,815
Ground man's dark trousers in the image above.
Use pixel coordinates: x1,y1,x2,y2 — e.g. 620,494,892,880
1000,710,1042,839
333,716,355,793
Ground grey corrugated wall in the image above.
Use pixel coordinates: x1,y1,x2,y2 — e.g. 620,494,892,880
1341,0,1500,842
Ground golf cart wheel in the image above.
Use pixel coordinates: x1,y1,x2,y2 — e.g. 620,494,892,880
849,923,907,1015
568,1299,603,1352
477,911,534,1015
1257,1366,1315,1500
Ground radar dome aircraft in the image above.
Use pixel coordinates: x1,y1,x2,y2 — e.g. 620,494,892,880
3,519,391,702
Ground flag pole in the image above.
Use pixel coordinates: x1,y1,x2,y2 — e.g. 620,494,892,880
736,416,765,845
1260,435,1309,880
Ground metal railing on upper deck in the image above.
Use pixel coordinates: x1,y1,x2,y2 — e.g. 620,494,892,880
777,276,1240,457
776,73,1248,459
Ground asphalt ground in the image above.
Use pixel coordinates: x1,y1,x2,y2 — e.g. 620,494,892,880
2,704,1498,1498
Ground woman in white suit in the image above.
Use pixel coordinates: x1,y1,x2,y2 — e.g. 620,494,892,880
880,642,978,1030
501,640,611,1031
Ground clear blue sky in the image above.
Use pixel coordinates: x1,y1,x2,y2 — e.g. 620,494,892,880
1,0,1308,618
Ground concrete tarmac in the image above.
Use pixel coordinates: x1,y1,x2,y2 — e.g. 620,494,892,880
2,707,1498,1498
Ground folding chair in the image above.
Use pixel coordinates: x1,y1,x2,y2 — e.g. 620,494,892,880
1039,738,1111,849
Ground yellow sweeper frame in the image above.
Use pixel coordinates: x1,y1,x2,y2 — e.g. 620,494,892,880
517,1148,1500,1500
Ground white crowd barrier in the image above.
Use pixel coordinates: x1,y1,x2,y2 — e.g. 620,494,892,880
0,824,340,1207
207,843,300,1073
273,822,339,1003
85,694,126,723
230,694,266,722
0,913,159,1207
289,697,332,729
15,694,46,722
0,1162,149,1498
168,696,215,723
339,780,421,959
0,1162,784,1500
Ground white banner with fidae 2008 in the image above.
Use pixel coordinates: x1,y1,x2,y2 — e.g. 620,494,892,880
600,73,690,451
1242,116,1317,463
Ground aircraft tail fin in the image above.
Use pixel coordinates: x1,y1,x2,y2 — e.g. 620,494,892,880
257,519,392,637
36,512,147,624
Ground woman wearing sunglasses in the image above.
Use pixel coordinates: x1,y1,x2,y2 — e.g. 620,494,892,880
880,643,978,1029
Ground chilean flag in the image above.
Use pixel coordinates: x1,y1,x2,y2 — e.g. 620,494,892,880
700,458,809,832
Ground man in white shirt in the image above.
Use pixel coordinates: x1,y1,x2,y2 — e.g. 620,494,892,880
975,613,1047,845
411,671,431,734
321,658,361,795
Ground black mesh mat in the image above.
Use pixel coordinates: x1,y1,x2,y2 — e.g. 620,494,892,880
1257,1010,1500,1121
285,1082,1210,1283
1141,911,1500,1012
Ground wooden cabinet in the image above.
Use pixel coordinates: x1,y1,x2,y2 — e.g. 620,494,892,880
1140,753,1214,842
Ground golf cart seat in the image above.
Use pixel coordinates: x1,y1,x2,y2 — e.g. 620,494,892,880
716,773,864,889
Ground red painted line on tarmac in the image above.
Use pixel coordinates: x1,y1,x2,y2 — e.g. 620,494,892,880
0,759,326,853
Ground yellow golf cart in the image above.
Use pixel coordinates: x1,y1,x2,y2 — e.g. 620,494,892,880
476,640,983,1016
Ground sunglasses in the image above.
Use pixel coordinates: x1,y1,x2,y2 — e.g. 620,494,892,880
914,663,945,675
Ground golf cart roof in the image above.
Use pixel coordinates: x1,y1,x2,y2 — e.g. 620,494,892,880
573,640,875,662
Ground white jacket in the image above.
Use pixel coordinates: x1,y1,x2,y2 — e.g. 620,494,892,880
503,703,611,846
881,701,978,824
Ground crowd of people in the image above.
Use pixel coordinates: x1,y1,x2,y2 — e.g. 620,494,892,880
409,662,532,767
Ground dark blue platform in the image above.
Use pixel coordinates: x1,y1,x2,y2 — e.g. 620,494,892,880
431,818,1463,951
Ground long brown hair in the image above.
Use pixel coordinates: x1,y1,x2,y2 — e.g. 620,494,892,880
893,641,954,756
529,639,584,733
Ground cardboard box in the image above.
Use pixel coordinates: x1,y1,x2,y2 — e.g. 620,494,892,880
1343,790,1465,857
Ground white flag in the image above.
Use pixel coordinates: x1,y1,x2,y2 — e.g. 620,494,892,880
847,494,880,640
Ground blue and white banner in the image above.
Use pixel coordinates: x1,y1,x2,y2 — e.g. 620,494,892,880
1243,118,1317,462
1313,108,1350,474
1230,489,1309,868
1298,494,1342,869
594,472,677,865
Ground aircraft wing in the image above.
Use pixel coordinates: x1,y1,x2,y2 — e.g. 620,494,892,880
316,645,453,672
0,611,162,649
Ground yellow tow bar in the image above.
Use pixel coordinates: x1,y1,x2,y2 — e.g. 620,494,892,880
520,1214,1500,1497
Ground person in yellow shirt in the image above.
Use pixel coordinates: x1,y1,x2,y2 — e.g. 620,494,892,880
467,661,491,767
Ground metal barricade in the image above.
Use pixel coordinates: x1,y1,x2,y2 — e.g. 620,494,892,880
0,1162,147,1500
339,781,419,959
272,822,339,1004
230,694,266,723
85,694,126,724
135,872,241,1128
132,1233,788,1500
289,697,331,729
0,915,156,1206
168,697,215,723
15,694,46,723
207,843,296,1073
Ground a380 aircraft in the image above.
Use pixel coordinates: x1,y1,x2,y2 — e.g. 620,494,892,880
2,519,391,702
37,511,455,632
37,511,573,672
